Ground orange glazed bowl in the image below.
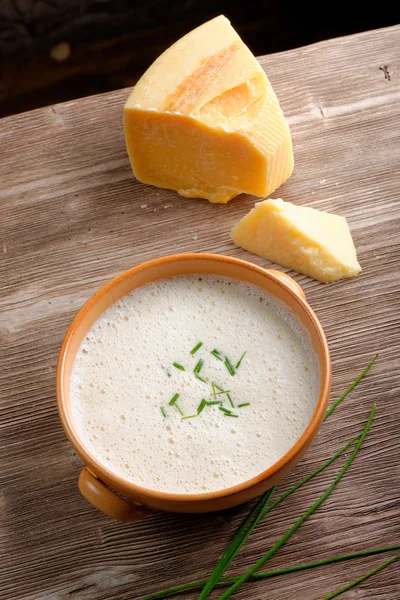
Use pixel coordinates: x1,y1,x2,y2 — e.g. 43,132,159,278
56,253,331,521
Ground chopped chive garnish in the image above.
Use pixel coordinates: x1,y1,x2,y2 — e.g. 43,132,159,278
212,382,234,406
173,362,185,371
160,406,166,417
197,399,207,415
190,342,203,354
173,403,184,416
238,403,250,408
195,374,207,383
224,413,238,417
211,349,223,361
212,383,226,398
167,372,171,378
169,393,180,406
224,357,236,376
219,406,232,415
207,400,223,406
235,351,247,369
226,393,234,408
181,414,197,420
194,359,204,374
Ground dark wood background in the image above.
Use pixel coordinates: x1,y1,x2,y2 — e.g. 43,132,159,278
1,24,400,600
0,1,398,117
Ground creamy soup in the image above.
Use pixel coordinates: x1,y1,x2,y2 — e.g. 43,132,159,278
70,275,319,494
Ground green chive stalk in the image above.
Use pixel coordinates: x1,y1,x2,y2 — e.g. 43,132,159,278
195,374,207,384
190,342,203,355
321,553,399,600
196,488,276,600
197,399,207,415
172,362,185,371
139,545,400,600
194,360,204,374
235,352,246,369
224,357,236,376
324,355,377,420
226,393,234,408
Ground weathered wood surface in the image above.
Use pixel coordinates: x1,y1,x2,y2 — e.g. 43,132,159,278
1,25,400,600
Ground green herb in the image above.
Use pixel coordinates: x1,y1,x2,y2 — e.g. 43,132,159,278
218,404,376,599
213,389,231,396
207,401,223,406
139,545,400,600
168,393,180,406
193,359,204,374
160,406,166,418
224,357,236,376
218,406,232,415
197,488,276,600
211,349,223,361
321,553,399,600
190,342,203,355
224,413,238,417
212,382,223,398
195,374,207,384
181,415,197,420
237,403,250,408
324,354,377,420
197,399,207,415
226,393,234,408
169,393,183,416
173,362,185,371
167,373,171,378
235,351,246,369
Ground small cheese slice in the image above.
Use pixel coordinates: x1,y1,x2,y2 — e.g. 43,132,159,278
231,199,361,282
124,15,293,203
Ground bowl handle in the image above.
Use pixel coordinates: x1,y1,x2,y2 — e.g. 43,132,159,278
268,270,306,300
78,468,152,522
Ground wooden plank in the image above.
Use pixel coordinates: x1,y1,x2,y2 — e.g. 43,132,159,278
1,24,400,600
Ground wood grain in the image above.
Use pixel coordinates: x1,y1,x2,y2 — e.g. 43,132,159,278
1,24,400,600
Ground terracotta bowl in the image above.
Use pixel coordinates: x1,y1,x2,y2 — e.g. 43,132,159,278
57,253,331,521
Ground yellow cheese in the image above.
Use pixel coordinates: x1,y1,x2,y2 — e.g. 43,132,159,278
124,15,293,203
231,199,361,282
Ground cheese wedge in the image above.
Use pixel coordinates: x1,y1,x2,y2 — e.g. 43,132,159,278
124,15,293,203
231,199,361,282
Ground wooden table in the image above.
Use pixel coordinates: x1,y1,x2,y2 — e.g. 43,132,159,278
1,25,400,600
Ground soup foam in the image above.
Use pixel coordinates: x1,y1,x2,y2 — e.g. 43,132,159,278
70,275,320,494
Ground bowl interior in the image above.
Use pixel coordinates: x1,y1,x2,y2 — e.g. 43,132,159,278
57,253,331,502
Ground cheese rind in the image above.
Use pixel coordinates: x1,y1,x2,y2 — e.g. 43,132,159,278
231,199,361,283
124,15,293,203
